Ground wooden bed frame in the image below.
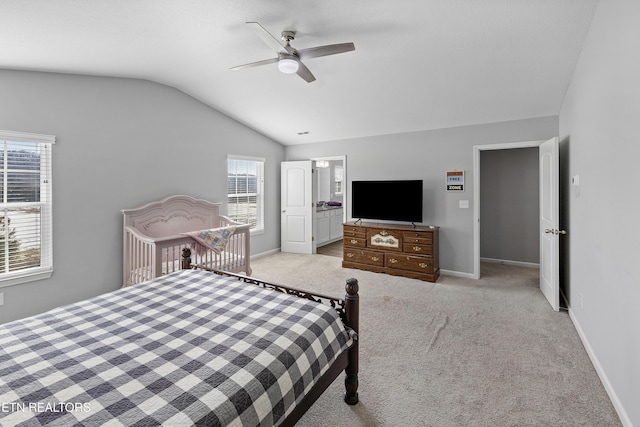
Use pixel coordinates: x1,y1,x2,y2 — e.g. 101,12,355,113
122,195,252,287
181,248,360,425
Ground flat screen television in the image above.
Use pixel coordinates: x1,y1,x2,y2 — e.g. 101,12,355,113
351,180,423,223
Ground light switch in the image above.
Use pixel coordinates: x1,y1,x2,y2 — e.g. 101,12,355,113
572,175,580,186
459,200,469,209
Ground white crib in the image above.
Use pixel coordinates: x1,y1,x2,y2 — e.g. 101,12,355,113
122,195,252,287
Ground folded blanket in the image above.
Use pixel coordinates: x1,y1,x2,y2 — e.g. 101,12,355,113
182,226,236,254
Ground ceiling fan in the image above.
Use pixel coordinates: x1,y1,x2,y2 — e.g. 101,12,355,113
230,22,355,83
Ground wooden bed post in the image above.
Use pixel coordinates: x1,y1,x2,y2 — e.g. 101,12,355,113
181,247,192,269
344,277,359,405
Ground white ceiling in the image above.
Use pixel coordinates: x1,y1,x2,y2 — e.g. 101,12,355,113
0,0,598,145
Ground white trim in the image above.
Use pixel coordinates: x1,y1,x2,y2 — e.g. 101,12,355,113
0,267,53,289
250,248,281,260
0,130,56,144
227,154,266,162
569,309,633,427
480,257,539,269
439,269,476,279
473,140,545,279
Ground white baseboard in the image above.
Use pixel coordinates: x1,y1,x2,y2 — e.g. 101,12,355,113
568,309,632,427
480,257,539,269
440,269,475,279
250,248,281,260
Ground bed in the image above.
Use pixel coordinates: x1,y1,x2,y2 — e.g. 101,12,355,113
0,249,359,426
122,195,252,287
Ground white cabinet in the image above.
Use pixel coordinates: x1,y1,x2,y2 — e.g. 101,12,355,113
316,207,343,246
317,211,331,244
329,208,343,240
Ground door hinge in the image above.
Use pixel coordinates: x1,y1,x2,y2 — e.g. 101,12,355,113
544,229,567,235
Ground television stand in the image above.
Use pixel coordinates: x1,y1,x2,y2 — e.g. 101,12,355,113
342,222,439,282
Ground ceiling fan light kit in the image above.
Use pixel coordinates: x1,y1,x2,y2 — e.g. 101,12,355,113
231,21,355,83
277,55,299,74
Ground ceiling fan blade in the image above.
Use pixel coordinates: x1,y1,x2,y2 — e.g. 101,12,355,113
246,21,295,54
296,61,316,83
297,42,355,60
230,57,278,71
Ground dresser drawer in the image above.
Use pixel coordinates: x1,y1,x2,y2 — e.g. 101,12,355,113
343,226,366,239
343,236,367,248
403,244,433,256
343,248,384,267
385,254,434,273
402,231,433,245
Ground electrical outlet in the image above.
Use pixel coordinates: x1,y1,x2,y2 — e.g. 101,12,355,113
459,200,469,209
580,293,583,308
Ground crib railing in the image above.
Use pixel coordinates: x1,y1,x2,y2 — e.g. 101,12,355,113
123,222,251,287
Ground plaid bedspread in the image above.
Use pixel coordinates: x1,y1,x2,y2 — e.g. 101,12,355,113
0,269,352,426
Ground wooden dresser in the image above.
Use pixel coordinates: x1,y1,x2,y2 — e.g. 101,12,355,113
342,222,440,282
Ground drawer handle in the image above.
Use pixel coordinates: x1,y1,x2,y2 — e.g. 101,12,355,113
413,246,422,252
346,253,354,258
350,239,358,244
389,258,398,264
371,256,379,262
380,230,388,236
419,262,430,269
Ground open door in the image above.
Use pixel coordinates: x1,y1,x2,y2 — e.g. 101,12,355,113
539,137,562,311
281,161,316,253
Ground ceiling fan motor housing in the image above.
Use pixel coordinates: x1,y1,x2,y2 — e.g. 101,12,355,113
281,30,296,43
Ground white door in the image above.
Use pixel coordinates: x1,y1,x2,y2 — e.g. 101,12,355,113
539,137,561,311
281,161,316,253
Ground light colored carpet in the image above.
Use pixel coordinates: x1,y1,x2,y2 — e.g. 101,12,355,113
249,252,620,426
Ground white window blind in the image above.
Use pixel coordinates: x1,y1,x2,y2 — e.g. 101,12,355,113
227,156,265,233
0,130,54,287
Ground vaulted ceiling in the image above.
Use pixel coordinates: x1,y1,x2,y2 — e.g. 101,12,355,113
0,0,598,145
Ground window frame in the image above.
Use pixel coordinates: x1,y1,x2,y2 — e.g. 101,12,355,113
0,130,55,288
334,165,344,195
227,155,265,235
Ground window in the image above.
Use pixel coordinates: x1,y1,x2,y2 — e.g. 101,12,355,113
335,165,343,195
0,130,54,287
227,156,265,234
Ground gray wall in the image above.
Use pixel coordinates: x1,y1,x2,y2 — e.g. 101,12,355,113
559,0,639,424
0,69,284,324
480,148,539,264
285,116,558,275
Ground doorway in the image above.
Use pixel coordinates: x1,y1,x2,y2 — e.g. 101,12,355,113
479,147,539,267
280,156,347,255
312,155,347,252
473,138,561,311
473,140,543,278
